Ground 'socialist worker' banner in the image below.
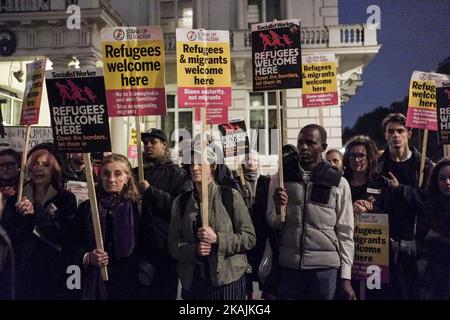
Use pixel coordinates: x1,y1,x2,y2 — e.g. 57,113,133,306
46,68,111,153
20,59,47,125
302,54,338,107
101,26,166,116
406,71,448,131
352,213,389,284
437,79,450,145
218,120,250,158
176,28,231,108
251,19,301,91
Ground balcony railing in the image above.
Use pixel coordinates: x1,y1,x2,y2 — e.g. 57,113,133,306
164,24,378,52
1,0,52,12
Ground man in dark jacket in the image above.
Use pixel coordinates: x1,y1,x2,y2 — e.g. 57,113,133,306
377,113,433,299
0,191,14,300
136,128,193,299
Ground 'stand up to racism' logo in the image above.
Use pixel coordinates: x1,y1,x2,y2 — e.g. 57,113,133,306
187,31,197,41
55,80,97,105
419,73,428,81
113,28,125,41
259,30,294,51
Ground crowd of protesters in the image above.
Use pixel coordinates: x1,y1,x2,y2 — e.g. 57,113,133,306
0,112,449,300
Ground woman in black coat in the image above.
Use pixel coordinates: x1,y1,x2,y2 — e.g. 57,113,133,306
3,144,78,299
79,154,141,300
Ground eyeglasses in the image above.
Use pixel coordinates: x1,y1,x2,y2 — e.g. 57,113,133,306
349,153,367,160
0,162,17,170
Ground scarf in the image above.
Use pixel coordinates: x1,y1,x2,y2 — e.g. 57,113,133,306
98,194,135,259
243,167,259,205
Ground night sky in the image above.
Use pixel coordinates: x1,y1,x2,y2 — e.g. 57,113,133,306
339,0,450,128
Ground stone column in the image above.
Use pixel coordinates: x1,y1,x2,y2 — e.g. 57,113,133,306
50,56,71,70
236,0,247,29
77,54,99,69
283,0,293,19
193,0,203,28
110,117,127,155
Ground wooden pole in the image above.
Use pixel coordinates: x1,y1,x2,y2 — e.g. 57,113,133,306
16,125,31,203
135,115,144,183
276,90,286,222
200,108,209,227
444,145,450,158
359,280,366,300
418,129,428,188
83,153,109,281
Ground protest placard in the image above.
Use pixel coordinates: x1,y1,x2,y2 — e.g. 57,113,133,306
436,80,450,145
101,26,166,116
193,105,228,125
20,59,47,125
176,29,231,109
0,126,53,152
218,120,250,158
251,19,301,91
302,54,338,107
352,213,389,284
46,68,111,153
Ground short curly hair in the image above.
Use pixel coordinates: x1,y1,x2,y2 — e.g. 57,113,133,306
343,135,379,181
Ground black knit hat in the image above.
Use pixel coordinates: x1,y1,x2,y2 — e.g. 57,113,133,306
141,128,167,143
27,142,66,167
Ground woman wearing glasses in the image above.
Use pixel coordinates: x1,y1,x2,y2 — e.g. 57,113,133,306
343,136,387,215
0,149,20,200
342,135,389,299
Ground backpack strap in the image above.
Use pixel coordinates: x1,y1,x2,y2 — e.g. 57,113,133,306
178,190,193,218
178,187,234,220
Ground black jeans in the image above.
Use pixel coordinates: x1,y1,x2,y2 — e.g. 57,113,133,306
278,267,338,300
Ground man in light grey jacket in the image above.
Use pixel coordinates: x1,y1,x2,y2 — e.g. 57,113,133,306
268,124,356,300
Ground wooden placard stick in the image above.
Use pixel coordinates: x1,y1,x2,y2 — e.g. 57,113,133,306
276,90,286,222
200,108,209,227
83,153,108,281
16,125,31,203
418,128,428,188
135,115,144,183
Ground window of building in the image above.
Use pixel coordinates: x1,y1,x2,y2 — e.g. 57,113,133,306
161,0,193,34
249,91,283,155
0,91,22,126
161,94,193,148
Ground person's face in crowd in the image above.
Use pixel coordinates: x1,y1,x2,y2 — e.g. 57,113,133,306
0,155,19,181
189,163,213,184
70,153,84,166
326,151,343,171
30,154,53,187
245,153,259,172
297,128,325,169
349,145,368,174
143,137,166,160
438,165,450,196
385,121,411,151
101,161,129,194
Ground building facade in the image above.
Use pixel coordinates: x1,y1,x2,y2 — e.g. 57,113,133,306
0,0,380,172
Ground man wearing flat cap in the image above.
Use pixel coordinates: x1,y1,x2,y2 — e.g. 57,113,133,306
135,128,192,299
